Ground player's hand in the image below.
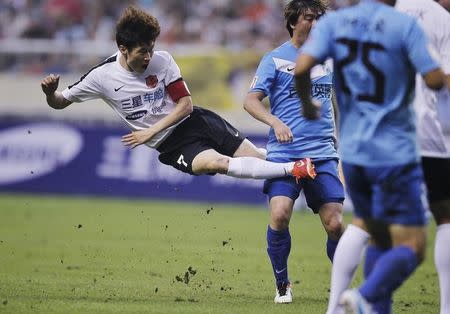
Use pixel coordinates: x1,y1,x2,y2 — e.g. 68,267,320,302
121,129,154,149
302,99,321,120
272,119,294,143
41,74,60,96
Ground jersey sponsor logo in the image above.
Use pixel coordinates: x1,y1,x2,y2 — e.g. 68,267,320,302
145,75,158,88
312,84,333,99
0,123,83,184
114,85,125,92
287,66,295,72
151,102,167,114
288,83,332,99
121,89,164,110
125,110,148,120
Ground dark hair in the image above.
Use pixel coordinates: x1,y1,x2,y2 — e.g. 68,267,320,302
284,0,328,37
116,6,161,49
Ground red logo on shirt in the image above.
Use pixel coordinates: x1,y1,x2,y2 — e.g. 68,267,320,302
145,75,158,88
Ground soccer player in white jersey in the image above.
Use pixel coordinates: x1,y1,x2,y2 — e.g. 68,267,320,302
41,6,316,182
244,0,345,304
294,0,446,313
322,1,450,313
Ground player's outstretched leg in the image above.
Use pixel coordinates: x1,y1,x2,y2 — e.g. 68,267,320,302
227,156,315,180
191,148,316,180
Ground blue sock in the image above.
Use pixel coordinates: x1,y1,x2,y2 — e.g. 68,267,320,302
360,246,418,304
364,245,392,314
326,237,339,262
267,225,291,285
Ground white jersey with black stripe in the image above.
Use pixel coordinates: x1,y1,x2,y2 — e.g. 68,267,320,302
396,0,450,158
62,50,187,148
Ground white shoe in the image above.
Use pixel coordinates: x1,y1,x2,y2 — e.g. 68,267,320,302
274,283,292,304
339,289,373,314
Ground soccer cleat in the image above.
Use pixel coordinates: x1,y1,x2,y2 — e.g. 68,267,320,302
274,282,293,304
291,158,316,181
339,289,373,314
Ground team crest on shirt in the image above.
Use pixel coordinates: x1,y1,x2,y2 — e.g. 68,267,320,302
145,75,158,88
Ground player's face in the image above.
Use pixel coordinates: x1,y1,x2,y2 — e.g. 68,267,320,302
122,41,155,73
292,9,322,46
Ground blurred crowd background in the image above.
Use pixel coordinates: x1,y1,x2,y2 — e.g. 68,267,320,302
1,0,447,111
0,0,357,74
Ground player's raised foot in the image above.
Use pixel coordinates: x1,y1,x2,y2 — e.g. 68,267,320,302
339,289,373,314
274,282,292,304
291,158,316,181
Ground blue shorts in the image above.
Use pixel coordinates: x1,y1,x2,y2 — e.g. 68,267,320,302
263,159,345,213
342,162,428,226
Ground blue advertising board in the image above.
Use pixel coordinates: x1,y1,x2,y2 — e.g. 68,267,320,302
0,117,269,204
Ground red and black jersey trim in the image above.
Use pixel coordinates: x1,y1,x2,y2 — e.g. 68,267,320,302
68,55,117,89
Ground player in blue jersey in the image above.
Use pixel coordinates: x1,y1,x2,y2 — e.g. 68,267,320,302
243,0,345,304
294,0,446,313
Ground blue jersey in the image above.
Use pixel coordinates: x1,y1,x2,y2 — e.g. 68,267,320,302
250,41,338,161
301,0,440,167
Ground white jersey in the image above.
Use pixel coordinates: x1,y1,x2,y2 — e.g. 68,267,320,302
62,50,189,148
396,0,450,158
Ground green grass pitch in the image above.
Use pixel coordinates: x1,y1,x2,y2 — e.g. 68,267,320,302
0,193,439,313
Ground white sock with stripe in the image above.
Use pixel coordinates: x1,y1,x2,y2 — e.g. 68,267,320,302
227,157,294,179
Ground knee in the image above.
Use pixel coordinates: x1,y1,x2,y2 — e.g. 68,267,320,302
324,216,344,238
203,156,229,174
321,209,344,238
271,210,291,229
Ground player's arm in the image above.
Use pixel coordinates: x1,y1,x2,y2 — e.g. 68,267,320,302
422,68,446,91
147,95,193,136
244,91,293,143
41,74,72,109
122,80,193,148
294,54,321,120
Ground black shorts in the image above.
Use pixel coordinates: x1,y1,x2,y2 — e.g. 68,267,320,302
156,106,245,175
422,156,450,202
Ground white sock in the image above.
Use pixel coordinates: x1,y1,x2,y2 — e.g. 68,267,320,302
327,224,370,314
227,157,294,179
435,223,450,314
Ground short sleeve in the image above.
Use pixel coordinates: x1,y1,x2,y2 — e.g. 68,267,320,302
163,53,182,86
62,70,102,102
249,53,276,96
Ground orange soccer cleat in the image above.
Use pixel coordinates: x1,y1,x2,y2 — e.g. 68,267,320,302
291,158,316,182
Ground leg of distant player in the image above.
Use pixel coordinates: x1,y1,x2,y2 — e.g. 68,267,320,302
422,157,450,314
357,224,427,305
326,218,369,314
267,196,294,303
363,243,392,314
191,139,315,180
431,199,450,314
